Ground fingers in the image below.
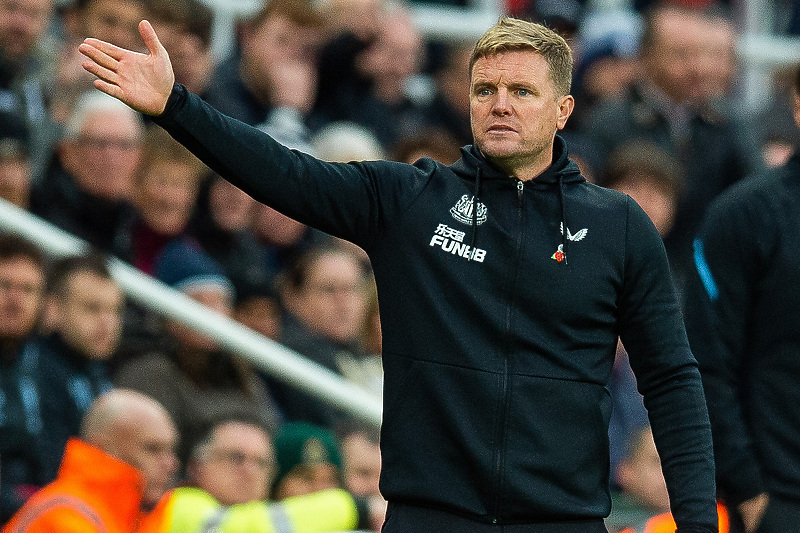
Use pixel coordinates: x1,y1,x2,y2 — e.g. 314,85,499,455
92,79,124,101
139,20,166,57
80,38,128,61
81,59,120,86
78,42,120,74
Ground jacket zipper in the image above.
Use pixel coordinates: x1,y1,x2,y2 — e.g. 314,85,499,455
491,179,526,522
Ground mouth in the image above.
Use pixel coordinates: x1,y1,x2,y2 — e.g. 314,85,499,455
487,125,516,133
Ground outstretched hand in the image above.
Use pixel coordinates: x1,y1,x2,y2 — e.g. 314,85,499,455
78,20,175,116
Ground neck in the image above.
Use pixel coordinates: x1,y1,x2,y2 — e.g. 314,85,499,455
0,337,24,364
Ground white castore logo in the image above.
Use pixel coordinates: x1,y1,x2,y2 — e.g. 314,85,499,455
560,222,588,241
450,195,487,226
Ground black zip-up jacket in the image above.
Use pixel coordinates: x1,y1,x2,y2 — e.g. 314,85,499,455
153,84,717,531
685,154,800,508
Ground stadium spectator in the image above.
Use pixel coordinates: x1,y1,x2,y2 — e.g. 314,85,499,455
52,0,154,133
30,91,143,252
683,66,800,533
251,202,330,282
35,253,123,481
338,423,382,501
0,235,46,523
570,8,643,130
599,139,684,240
312,2,429,152
0,135,31,209
188,174,274,305
176,417,383,532
232,283,283,343
114,126,206,275
271,422,343,501
0,0,58,174
113,239,281,468
1,388,179,533
148,0,215,97
109,126,207,359
580,1,762,293
186,417,276,506
422,42,477,147
271,246,372,429
311,121,386,164
204,0,322,154
391,127,462,166
598,140,685,475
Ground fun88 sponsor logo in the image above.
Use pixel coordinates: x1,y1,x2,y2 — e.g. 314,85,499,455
429,224,487,262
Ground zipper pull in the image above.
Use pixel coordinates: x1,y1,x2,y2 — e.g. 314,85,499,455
517,180,524,201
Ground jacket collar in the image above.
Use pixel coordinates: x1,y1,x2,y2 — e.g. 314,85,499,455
57,438,144,526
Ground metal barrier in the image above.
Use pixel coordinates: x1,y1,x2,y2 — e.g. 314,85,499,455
0,198,383,429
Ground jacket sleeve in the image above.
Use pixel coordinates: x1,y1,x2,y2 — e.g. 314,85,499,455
617,198,717,533
152,84,429,250
683,191,766,506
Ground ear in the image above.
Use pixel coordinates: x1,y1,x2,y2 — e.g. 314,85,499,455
556,95,575,131
41,295,61,333
58,140,80,175
793,92,800,130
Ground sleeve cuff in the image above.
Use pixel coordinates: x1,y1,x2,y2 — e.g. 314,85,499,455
153,82,187,122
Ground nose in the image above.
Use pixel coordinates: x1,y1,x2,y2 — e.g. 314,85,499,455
491,88,512,115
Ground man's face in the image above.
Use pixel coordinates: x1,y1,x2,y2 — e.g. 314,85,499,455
0,256,43,340
83,0,147,52
470,50,572,178
0,155,31,209
274,462,341,500
136,161,199,237
59,109,142,202
643,10,705,104
49,271,124,360
111,407,179,508
208,178,256,233
341,432,381,498
289,253,368,345
0,0,53,63
191,422,275,505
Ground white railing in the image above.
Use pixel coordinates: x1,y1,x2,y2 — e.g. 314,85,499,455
0,198,383,429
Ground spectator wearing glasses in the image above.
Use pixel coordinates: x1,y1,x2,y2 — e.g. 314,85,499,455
30,91,142,252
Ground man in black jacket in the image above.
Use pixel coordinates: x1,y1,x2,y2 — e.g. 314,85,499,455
78,16,718,533
0,235,46,523
683,67,800,533
36,253,123,481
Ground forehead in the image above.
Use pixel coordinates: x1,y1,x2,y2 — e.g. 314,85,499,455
471,50,552,86
0,256,43,279
133,410,178,446
307,253,362,280
64,271,121,299
212,422,271,449
651,10,703,44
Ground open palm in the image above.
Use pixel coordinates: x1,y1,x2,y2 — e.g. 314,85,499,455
78,20,175,116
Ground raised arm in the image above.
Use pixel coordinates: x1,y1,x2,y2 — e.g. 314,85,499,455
78,20,174,116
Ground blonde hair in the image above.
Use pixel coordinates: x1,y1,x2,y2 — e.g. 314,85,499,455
470,17,573,97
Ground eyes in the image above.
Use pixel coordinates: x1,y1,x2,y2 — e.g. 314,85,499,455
474,86,535,98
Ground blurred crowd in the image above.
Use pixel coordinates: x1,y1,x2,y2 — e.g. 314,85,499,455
1,0,799,531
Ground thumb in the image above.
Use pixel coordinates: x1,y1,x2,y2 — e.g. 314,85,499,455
139,20,165,57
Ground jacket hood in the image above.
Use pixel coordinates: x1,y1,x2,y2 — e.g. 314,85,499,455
450,134,585,185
